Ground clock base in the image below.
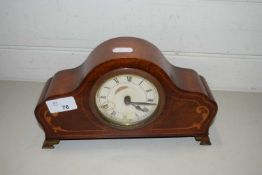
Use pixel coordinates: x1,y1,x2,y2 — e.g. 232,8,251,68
42,139,60,149
41,136,211,149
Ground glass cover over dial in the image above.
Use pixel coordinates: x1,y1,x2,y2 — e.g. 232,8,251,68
95,73,159,127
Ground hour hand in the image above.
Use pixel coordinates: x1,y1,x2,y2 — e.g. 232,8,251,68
131,103,149,112
124,96,153,112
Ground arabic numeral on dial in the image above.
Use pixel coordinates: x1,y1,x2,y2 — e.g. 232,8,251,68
62,105,69,110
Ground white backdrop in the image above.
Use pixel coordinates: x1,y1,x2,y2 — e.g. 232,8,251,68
1,0,262,92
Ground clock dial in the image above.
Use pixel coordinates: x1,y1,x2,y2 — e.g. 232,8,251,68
95,73,159,127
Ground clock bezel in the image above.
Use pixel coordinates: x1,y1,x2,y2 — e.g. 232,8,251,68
89,68,165,130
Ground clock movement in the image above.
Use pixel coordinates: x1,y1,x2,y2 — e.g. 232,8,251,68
35,37,218,149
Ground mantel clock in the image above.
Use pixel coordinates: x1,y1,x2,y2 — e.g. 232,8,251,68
35,37,218,148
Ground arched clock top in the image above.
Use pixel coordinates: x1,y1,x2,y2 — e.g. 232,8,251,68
39,37,212,103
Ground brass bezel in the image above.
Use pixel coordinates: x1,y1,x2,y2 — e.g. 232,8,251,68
89,68,165,130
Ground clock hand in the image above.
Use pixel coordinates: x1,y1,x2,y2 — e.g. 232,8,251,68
131,103,149,112
124,96,156,106
130,102,157,106
124,96,149,112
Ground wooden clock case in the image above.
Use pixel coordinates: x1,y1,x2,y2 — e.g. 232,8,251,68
35,37,218,148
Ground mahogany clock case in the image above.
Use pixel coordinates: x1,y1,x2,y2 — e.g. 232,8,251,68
34,37,218,148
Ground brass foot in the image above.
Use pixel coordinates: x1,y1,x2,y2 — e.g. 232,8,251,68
194,136,202,141
195,136,211,145
42,139,60,149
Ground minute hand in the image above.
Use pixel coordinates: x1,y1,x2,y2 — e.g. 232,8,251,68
130,102,157,105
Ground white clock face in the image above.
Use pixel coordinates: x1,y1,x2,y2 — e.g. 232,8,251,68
95,73,159,127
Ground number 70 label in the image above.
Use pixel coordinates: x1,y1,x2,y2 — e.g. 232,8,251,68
46,97,77,113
